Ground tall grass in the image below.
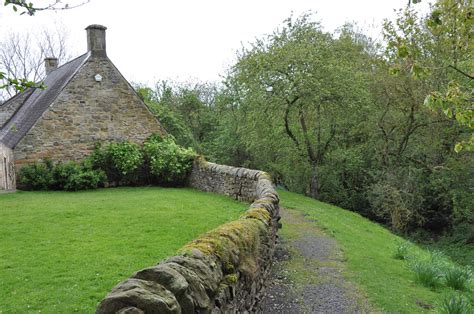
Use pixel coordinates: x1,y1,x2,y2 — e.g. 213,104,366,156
410,259,442,289
444,266,472,291
393,242,410,260
438,294,472,314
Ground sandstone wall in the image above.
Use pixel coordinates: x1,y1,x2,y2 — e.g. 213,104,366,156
14,56,165,166
97,157,280,313
0,143,15,191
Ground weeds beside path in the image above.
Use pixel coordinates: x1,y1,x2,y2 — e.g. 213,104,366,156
260,207,374,313
260,191,473,313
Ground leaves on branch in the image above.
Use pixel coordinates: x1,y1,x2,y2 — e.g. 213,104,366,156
4,0,90,16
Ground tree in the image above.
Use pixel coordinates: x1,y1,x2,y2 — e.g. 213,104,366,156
0,25,72,100
387,0,473,152
135,81,219,152
1,0,88,96
222,15,372,198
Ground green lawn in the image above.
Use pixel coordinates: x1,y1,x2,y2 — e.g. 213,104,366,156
280,190,473,313
0,187,247,312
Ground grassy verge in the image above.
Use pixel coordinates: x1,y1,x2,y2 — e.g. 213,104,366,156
280,190,473,313
0,187,247,312
413,232,474,267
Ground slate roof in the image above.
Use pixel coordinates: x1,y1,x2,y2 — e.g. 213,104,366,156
0,52,90,148
0,88,35,128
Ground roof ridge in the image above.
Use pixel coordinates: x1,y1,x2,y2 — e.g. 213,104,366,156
45,52,89,77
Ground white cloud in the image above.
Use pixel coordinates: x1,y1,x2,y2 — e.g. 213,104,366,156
0,0,432,84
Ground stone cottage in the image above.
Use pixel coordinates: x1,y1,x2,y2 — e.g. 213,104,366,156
0,25,165,191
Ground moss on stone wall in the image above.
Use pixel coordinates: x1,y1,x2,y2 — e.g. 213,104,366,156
97,158,280,313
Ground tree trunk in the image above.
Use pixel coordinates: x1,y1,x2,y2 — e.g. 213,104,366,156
308,163,319,198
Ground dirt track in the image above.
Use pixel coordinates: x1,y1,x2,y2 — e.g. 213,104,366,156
259,208,373,313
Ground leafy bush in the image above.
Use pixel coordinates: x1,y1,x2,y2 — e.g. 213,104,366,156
107,141,143,178
143,135,196,185
18,137,197,190
18,160,54,190
18,159,106,192
444,266,472,291
52,162,81,190
367,181,412,232
63,168,106,191
438,294,472,314
88,141,143,184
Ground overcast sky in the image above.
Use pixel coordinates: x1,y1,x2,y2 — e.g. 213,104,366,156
0,0,431,85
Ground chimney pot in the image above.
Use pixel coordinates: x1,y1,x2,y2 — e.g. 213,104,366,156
44,57,58,75
86,24,107,57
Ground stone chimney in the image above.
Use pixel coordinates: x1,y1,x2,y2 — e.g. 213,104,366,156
86,24,107,57
44,57,58,75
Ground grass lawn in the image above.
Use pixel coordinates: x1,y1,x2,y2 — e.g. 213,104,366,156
280,190,473,313
0,187,247,312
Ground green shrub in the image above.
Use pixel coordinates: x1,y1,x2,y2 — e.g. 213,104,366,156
444,266,472,291
86,143,107,171
52,162,81,190
18,160,54,190
143,135,196,185
18,137,196,190
438,294,472,314
367,181,412,232
88,141,143,184
18,159,106,192
63,168,106,191
106,141,143,178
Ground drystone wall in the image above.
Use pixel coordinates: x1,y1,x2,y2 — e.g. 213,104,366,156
97,157,280,313
0,143,15,191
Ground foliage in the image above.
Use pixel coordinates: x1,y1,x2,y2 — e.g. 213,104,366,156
63,168,106,191
105,141,142,179
279,190,473,312
18,159,54,190
0,187,247,312
88,141,143,185
182,7,470,245
367,181,412,232
220,15,372,198
143,135,196,185
128,6,472,248
3,0,90,16
18,160,106,191
0,71,45,95
17,137,196,190
51,162,82,190
438,294,473,314
393,242,410,260
135,81,218,153
385,0,473,152
444,266,472,291
410,258,443,288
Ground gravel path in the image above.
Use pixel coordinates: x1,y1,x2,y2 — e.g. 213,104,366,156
259,208,372,313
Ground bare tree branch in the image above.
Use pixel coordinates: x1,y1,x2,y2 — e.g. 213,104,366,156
0,25,72,100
